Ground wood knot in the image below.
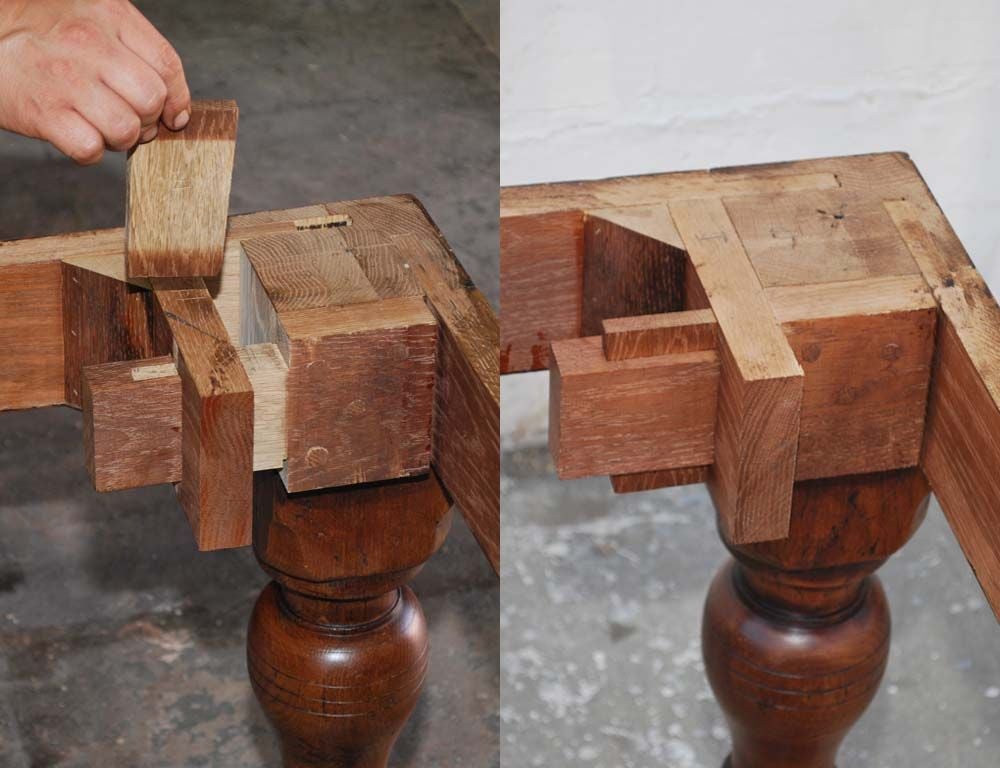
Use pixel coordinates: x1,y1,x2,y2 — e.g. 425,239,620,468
305,446,329,467
880,343,902,361
801,343,822,363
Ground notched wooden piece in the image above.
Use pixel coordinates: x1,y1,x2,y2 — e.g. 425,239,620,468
82,356,182,492
549,336,719,479
610,466,710,494
153,277,254,550
126,100,238,278
670,197,803,544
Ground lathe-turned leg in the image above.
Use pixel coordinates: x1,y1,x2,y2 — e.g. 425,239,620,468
248,471,453,768
702,468,930,768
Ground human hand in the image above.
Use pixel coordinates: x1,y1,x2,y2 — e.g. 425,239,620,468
0,0,191,165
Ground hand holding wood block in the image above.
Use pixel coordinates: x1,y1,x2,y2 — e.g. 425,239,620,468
126,100,238,278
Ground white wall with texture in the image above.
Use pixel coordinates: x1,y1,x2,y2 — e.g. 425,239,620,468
501,0,1000,446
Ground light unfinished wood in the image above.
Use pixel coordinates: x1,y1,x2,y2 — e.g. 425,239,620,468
670,197,803,544
82,355,182,492
602,309,717,360
126,100,238,278
153,277,254,550
238,343,288,471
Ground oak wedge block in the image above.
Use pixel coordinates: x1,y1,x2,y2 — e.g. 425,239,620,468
153,277,254,550
126,100,239,278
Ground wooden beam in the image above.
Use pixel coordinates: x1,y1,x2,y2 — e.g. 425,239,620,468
611,466,710,494
670,197,803,544
81,343,288,492
326,195,500,572
153,278,254,550
126,100,238,278
0,261,64,410
549,336,719,479
241,227,437,493
886,198,1000,620
82,356,182,492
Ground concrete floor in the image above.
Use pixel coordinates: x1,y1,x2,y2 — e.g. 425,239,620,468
501,443,1000,767
0,1,498,766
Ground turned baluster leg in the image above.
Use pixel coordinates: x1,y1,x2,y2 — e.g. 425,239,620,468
247,471,453,768
702,468,930,768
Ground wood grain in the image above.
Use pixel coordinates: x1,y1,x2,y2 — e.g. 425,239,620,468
126,100,238,278
62,261,171,407
0,262,64,410
885,198,1000,619
610,466,710,494
153,277,253,550
670,197,803,543
549,336,719,479
602,309,717,360
581,206,686,336
82,356,182,491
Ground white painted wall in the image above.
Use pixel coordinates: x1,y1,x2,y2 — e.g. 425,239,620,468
501,0,1000,446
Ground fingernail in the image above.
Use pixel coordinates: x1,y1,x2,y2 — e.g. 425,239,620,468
174,110,190,130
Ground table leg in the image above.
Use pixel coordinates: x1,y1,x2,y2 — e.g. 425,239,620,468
702,468,930,768
247,471,453,768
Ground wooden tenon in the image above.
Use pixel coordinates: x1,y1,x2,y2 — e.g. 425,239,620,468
501,152,1000,619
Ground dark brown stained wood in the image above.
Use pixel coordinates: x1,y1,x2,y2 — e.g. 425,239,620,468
704,469,930,767
885,198,1000,619
602,309,717,360
322,196,500,572
610,466,710,494
153,277,254,550
250,471,452,764
82,356,182,491
670,197,803,544
0,262,64,410
126,100,238,278
500,209,583,372
278,297,438,491
549,336,719,479
582,206,686,336
62,261,172,407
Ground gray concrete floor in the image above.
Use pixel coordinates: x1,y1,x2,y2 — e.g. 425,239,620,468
501,444,1000,768
0,1,498,766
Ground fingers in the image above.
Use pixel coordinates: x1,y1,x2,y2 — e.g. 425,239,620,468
116,4,190,130
99,44,167,142
73,79,142,152
40,109,105,166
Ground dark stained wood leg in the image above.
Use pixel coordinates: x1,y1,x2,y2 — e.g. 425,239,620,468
248,471,453,768
702,468,930,768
